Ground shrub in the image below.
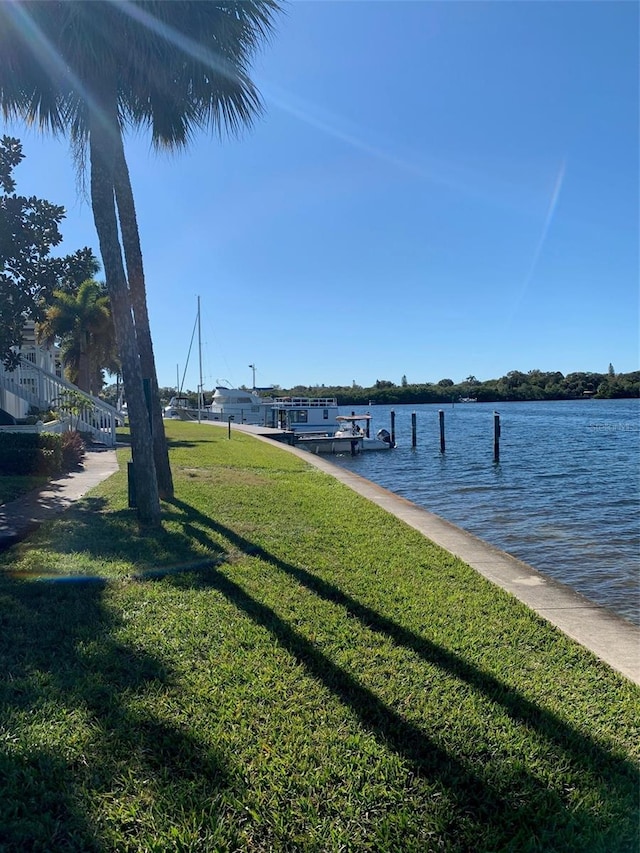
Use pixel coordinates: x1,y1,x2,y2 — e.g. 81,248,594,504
0,433,63,476
61,430,86,470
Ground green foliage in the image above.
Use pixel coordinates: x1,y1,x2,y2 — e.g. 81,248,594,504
0,421,637,851
275,369,640,406
38,279,118,394
0,136,99,369
0,0,282,519
0,432,63,476
52,389,95,432
0,428,85,475
0,473,47,504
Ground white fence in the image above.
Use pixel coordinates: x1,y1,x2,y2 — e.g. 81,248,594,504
0,358,120,447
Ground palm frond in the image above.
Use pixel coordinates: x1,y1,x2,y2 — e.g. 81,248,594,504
1,1,281,148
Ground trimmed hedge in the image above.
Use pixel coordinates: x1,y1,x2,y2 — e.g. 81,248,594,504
0,432,63,476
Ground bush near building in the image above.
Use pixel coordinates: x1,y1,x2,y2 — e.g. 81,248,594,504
0,431,84,476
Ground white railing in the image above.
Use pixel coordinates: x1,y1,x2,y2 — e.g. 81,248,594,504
0,358,120,446
272,397,338,407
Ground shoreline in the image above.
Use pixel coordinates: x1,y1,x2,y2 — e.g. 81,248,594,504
3,426,638,684
220,421,640,684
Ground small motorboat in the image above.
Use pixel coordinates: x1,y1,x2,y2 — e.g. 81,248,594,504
296,415,395,455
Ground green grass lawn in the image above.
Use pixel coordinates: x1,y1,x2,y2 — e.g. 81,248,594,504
0,473,48,505
0,421,638,852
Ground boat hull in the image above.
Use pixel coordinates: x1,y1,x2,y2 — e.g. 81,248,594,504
296,435,392,455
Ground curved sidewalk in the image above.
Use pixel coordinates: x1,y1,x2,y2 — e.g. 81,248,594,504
234,423,640,685
0,447,119,551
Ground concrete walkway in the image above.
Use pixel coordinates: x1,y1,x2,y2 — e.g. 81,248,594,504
0,447,119,551
1,425,638,686
223,422,640,685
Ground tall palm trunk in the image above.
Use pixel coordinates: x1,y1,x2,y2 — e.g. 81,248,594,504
77,334,91,393
88,92,160,526
90,359,103,398
114,141,174,499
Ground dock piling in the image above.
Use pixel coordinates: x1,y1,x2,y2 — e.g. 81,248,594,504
439,409,445,453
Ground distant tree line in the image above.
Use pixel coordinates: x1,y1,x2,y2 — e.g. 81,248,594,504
274,369,640,406
102,369,638,410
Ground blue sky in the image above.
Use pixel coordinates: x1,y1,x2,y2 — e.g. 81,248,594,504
3,1,638,391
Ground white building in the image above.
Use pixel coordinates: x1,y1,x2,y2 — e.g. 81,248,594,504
0,322,62,419
0,323,119,445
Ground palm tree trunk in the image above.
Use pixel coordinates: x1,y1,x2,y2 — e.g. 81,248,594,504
114,141,174,499
90,363,103,398
88,96,160,526
78,333,91,393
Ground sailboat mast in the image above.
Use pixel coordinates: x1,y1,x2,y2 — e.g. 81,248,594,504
198,296,203,424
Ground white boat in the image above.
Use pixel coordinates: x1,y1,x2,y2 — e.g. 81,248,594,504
163,395,210,420
269,397,340,434
208,385,272,425
296,414,395,455
209,392,344,433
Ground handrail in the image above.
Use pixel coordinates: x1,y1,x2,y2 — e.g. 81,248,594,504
272,397,338,407
0,358,119,446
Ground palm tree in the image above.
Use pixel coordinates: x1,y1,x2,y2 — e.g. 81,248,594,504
0,1,279,523
113,2,278,500
38,279,118,396
0,4,161,523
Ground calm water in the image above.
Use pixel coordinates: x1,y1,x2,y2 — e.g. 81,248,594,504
331,399,640,625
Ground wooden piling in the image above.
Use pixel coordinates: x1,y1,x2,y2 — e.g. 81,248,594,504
439,409,445,453
493,411,500,462
390,410,396,447
411,411,417,447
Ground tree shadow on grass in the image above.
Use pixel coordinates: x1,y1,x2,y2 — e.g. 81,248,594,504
0,573,231,852
5,488,636,850
165,439,199,449
160,496,640,849
6,495,226,574
0,495,114,558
